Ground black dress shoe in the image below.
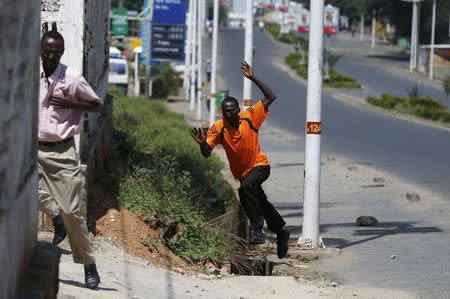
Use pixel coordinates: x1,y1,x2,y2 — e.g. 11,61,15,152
84,263,100,289
249,228,266,244
52,214,67,245
276,228,290,259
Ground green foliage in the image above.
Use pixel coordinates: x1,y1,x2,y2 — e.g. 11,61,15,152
151,63,182,99
111,90,235,261
367,93,450,123
285,52,359,89
406,84,422,98
442,75,450,108
265,23,308,48
140,238,160,249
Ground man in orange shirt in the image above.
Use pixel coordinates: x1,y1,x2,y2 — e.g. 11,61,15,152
192,62,290,259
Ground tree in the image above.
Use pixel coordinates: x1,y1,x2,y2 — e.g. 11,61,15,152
442,75,450,109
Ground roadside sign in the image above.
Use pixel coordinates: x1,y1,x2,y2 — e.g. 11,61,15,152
306,122,322,135
324,4,339,35
111,7,129,36
151,0,187,62
297,9,310,33
152,24,185,61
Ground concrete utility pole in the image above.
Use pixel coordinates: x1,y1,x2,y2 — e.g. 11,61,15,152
429,0,436,80
196,0,203,120
190,0,197,111
298,0,325,248
134,49,140,97
415,1,421,70
243,0,254,109
184,3,193,100
371,9,376,48
209,0,219,126
406,0,421,72
360,14,364,41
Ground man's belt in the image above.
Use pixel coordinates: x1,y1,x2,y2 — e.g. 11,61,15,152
38,137,74,148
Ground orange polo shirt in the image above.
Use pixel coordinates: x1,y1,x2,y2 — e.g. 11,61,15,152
206,100,269,180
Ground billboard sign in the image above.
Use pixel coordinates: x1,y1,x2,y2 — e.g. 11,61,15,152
111,7,128,36
324,4,339,35
297,9,310,33
153,0,186,24
152,24,185,60
152,0,187,61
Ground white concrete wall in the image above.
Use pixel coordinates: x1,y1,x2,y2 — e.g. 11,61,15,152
41,0,110,161
0,0,41,297
41,0,84,74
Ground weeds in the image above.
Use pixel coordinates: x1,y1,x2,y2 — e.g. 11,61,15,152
110,88,235,261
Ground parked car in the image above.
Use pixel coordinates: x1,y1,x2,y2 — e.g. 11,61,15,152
109,47,123,59
169,61,185,74
108,57,129,94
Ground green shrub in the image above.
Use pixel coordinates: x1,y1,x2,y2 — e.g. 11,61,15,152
367,93,450,124
151,63,182,99
112,92,235,261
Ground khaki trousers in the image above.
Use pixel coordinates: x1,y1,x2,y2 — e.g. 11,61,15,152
38,140,95,265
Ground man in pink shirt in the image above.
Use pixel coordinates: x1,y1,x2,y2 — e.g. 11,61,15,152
38,30,102,289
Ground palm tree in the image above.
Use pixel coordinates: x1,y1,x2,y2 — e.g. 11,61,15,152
442,75,450,109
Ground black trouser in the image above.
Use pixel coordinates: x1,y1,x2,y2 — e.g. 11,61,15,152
238,165,286,234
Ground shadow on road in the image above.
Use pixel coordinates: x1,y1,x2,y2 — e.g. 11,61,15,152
366,54,409,62
59,278,118,291
285,221,442,249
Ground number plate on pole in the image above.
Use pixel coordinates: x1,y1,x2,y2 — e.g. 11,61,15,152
306,122,322,134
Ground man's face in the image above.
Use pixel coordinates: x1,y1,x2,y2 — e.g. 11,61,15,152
41,37,64,72
222,101,240,124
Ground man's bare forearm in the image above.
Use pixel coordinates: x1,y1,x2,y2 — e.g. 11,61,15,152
251,76,276,107
200,142,212,158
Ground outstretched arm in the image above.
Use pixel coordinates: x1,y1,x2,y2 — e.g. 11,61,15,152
241,61,276,108
191,128,212,158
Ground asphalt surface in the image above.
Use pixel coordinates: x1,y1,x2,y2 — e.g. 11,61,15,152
215,28,450,199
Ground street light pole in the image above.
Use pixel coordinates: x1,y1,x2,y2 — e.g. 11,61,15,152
243,0,254,109
298,0,325,248
196,0,203,120
429,0,436,80
209,0,219,126
371,9,376,48
360,13,364,41
410,1,420,72
190,0,197,111
184,2,193,100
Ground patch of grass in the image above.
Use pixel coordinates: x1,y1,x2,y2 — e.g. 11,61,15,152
110,88,235,262
367,93,450,123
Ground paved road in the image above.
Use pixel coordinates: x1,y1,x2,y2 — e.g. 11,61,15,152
208,28,450,298
215,28,450,199
331,32,447,104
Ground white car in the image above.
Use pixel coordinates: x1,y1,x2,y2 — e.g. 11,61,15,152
109,58,129,94
170,62,185,74
109,47,123,59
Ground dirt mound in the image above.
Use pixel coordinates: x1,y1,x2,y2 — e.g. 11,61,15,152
95,208,197,274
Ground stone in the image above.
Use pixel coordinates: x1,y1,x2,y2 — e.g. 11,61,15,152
406,193,421,202
356,216,378,226
373,177,385,184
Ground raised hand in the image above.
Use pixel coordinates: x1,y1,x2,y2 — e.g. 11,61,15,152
49,88,74,109
241,61,254,80
191,127,207,145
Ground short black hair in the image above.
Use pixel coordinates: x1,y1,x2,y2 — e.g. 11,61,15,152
41,30,65,48
222,96,239,109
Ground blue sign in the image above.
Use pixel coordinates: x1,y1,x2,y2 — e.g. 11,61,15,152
152,24,185,61
140,0,150,64
141,0,187,64
153,0,186,25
